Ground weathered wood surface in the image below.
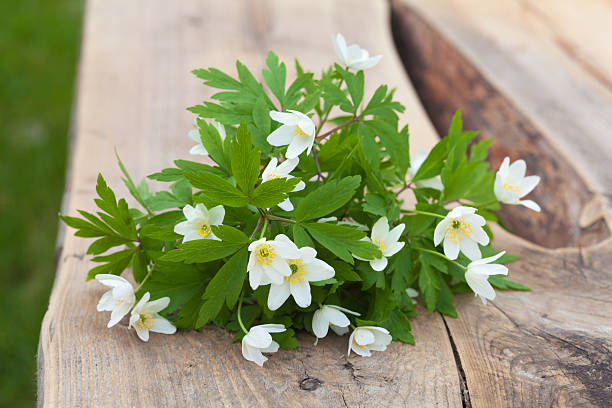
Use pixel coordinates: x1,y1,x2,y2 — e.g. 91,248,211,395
392,1,612,406
39,0,612,406
39,0,463,407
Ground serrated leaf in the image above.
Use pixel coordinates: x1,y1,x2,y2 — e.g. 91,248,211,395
418,260,440,314
196,248,248,328
295,176,361,222
160,240,244,264
211,225,249,243
183,171,248,207
250,177,299,208
231,121,260,193
262,51,286,108
380,310,415,344
303,223,380,263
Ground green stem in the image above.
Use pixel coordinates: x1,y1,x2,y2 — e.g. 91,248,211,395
315,77,345,137
266,214,296,224
400,209,445,219
249,215,263,240
134,265,154,295
259,218,269,239
237,290,248,335
413,247,467,270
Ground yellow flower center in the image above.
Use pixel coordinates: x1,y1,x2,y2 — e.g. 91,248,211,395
502,181,521,195
266,173,280,181
285,259,306,284
373,237,387,253
294,125,309,138
255,244,276,265
355,337,372,347
196,220,211,238
446,217,472,244
136,313,153,330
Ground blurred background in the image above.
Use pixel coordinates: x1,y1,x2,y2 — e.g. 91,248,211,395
0,0,83,406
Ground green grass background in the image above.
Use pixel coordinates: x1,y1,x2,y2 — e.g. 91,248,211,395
0,0,83,406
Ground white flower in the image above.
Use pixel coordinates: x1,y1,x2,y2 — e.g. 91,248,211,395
465,251,509,304
433,206,489,261
247,236,297,290
262,157,306,211
317,216,369,231
95,274,136,328
408,151,444,190
494,157,541,212
174,203,225,243
348,326,392,357
267,235,335,311
128,292,176,342
267,110,316,159
333,33,382,70
241,324,286,366
312,305,360,342
355,217,405,271
188,119,226,156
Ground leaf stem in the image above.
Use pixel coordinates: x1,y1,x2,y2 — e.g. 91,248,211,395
134,264,154,295
259,218,269,239
400,209,445,219
266,214,296,224
237,290,248,335
312,147,324,181
316,116,359,140
249,215,263,239
413,247,467,270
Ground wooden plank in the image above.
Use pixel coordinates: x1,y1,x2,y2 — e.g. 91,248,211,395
38,1,463,406
392,1,612,406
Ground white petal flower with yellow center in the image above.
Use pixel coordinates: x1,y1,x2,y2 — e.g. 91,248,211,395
355,217,405,272
494,157,541,212
433,206,489,261
408,151,444,190
348,326,392,357
333,33,382,71
241,324,286,367
247,236,298,289
174,203,225,243
312,305,360,343
465,251,509,304
267,235,335,311
267,110,316,159
188,119,226,156
261,157,306,211
128,292,176,342
95,274,136,328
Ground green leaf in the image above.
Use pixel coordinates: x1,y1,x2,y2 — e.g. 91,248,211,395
87,236,131,255
211,225,249,243
116,151,152,213
262,51,286,108
362,193,387,217
303,223,380,263
250,177,299,208
389,248,413,300
336,64,364,111
380,310,415,344
140,262,208,313
436,279,457,317
320,78,353,113
160,240,244,263
329,260,362,282
230,121,260,193
489,275,530,291
87,248,136,280
363,119,410,176
196,248,248,328
295,176,361,222
418,259,441,314
196,120,229,170
412,138,448,181
292,224,314,248
183,171,248,207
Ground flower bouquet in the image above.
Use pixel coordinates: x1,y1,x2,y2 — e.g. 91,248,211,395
61,33,540,366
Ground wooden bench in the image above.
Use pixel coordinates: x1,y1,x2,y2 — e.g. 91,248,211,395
39,0,612,406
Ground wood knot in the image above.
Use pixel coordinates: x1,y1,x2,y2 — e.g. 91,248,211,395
299,376,322,391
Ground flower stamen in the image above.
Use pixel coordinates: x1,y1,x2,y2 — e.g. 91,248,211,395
285,259,306,283
255,244,276,265
195,220,211,238
446,217,472,244
294,125,309,138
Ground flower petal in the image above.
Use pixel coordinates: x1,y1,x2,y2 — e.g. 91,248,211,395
465,271,496,301
384,241,405,257
146,297,170,313
285,135,313,159
134,325,149,342
267,283,291,311
508,159,526,179
290,280,312,308
262,157,278,180
267,125,294,146
520,199,541,212
303,259,334,281
371,217,389,240
312,309,330,339
443,238,460,260
270,111,300,125
518,175,540,197
97,290,115,311
244,326,273,348
149,317,177,334
276,157,299,174
470,225,490,246
190,144,208,156
174,220,195,235
242,342,267,366
208,205,225,225
351,55,382,70
460,239,482,261
370,256,388,271
325,307,350,328
258,324,286,334
260,340,280,353
433,219,448,246
277,198,294,211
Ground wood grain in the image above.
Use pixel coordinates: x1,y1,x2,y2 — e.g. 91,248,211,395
392,1,612,406
39,0,462,407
